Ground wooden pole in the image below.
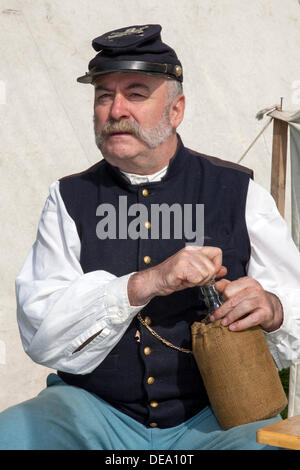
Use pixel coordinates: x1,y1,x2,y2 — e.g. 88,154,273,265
271,117,288,217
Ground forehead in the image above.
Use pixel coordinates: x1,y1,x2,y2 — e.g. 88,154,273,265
93,72,167,91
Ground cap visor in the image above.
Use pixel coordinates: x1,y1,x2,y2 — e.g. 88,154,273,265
77,69,177,85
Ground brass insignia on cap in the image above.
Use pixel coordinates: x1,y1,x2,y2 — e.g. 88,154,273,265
174,65,182,77
107,26,149,40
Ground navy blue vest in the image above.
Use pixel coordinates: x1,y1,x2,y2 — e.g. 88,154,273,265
58,136,253,428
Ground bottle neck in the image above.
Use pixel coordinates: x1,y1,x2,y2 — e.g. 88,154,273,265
200,281,223,319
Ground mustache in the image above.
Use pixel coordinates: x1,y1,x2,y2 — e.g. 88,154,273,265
93,108,174,151
100,119,142,139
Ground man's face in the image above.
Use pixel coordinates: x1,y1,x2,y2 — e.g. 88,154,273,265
93,72,174,167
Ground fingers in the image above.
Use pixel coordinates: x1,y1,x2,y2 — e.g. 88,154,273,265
155,245,227,295
185,245,224,280
213,297,262,331
223,310,263,331
210,277,272,332
215,265,228,279
215,277,253,298
185,246,225,285
215,278,230,291
197,246,223,271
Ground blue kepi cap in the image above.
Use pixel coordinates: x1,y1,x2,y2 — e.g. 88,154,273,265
77,24,183,84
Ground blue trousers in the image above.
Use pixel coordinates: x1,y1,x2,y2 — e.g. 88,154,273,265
0,373,282,450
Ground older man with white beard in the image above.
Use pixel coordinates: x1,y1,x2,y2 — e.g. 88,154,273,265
1,24,300,451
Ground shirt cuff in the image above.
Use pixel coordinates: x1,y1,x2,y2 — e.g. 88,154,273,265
263,289,292,337
263,289,294,369
104,272,149,325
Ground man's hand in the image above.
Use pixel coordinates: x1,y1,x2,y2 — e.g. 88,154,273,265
128,246,227,306
211,277,284,333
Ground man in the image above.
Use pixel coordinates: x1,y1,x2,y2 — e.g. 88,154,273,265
1,24,300,450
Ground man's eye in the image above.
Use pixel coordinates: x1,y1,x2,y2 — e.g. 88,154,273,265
97,94,112,101
130,93,146,100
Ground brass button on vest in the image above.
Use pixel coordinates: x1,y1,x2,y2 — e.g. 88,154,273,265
144,346,151,356
144,316,151,325
147,376,155,385
142,188,149,197
143,255,151,264
149,422,158,427
150,401,159,408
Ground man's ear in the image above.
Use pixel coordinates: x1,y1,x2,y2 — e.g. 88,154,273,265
169,94,185,129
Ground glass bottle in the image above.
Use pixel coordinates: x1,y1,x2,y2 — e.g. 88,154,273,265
200,280,223,323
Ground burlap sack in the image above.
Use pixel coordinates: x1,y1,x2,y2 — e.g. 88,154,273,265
191,319,287,430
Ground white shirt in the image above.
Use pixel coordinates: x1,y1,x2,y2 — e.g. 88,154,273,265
16,167,300,374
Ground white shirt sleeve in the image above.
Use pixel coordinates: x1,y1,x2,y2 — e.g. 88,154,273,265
16,181,147,375
246,179,300,370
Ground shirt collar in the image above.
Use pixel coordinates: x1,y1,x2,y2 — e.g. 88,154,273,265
120,165,168,185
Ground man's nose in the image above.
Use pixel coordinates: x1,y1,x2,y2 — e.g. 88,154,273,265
109,93,130,121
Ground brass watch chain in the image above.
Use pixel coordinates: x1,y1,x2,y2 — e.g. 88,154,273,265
137,312,192,354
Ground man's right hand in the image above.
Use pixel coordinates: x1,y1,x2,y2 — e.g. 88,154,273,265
127,246,227,306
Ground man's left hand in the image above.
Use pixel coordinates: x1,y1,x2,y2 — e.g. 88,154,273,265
211,277,283,333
